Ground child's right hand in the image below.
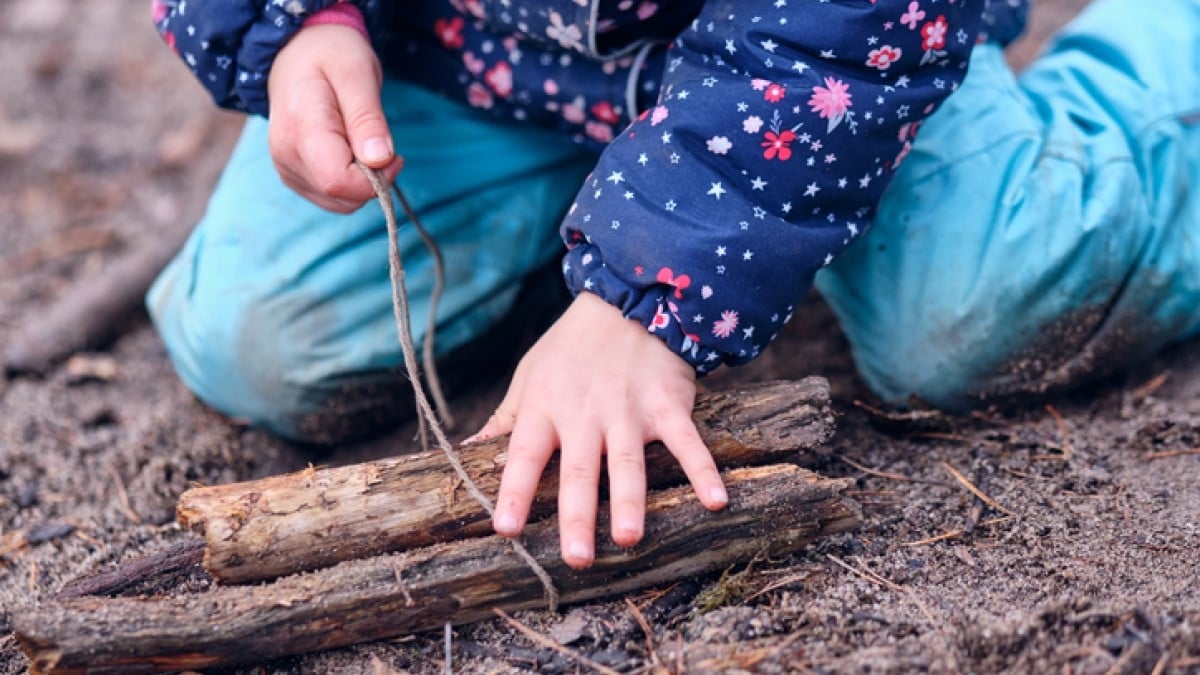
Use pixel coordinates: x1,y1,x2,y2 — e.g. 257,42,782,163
266,23,403,213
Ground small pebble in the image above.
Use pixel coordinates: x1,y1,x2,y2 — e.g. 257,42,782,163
27,521,75,544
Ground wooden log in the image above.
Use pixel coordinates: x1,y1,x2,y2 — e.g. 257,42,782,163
178,378,834,584
15,464,861,674
3,231,187,377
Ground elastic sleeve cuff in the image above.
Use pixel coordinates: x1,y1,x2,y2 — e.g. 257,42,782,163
301,2,369,43
563,243,723,375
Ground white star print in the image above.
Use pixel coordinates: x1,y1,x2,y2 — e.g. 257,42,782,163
859,174,872,188
661,132,672,144
750,176,767,190
665,200,677,211
761,39,778,53
716,246,726,256
742,250,753,261
606,171,624,184
637,153,648,165
708,182,727,199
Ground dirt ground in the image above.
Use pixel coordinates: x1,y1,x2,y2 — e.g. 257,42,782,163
2,0,1198,673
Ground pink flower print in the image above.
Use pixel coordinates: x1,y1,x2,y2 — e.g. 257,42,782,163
485,62,513,97
637,2,658,19
162,30,177,53
712,310,739,339
650,105,669,126
900,1,925,30
742,116,764,134
656,267,691,299
451,0,485,19
467,82,493,109
866,45,902,70
706,136,732,155
761,130,796,161
921,15,948,51
562,99,586,124
649,304,671,332
750,78,771,91
808,76,853,132
462,51,484,75
546,11,584,52
152,0,168,23
763,83,786,103
435,16,464,50
544,78,560,96
585,121,614,144
590,101,620,125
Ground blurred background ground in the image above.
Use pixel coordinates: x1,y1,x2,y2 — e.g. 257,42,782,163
2,0,1199,673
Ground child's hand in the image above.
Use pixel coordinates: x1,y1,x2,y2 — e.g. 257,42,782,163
266,23,403,213
474,292,728,569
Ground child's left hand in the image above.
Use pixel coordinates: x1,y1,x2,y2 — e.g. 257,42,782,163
471,292,728,569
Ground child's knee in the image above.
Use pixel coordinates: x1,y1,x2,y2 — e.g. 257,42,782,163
148,261,333,441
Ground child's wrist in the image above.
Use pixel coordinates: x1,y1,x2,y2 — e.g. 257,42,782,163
301,3,369,44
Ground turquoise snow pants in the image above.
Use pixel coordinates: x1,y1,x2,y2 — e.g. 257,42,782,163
150,0,1200,441
816,0,1200,409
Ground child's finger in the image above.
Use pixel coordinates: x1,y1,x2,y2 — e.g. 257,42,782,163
658,412,727,511
557,429,603,569
605,427,646,548
326,57,393,169
297,130,377,207
493,413,556,537
467,366,525,443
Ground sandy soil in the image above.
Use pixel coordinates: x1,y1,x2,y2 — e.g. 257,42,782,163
2,0,1198,673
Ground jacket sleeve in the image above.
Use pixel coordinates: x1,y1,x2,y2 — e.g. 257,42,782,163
560,0,987,374
151,0,386,116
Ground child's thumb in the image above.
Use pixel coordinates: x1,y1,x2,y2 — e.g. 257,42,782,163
338,78,395,169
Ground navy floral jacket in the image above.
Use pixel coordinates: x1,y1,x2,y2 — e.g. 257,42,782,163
155,0,1029,374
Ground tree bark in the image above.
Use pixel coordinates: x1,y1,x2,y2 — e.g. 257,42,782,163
178,378,834,584
16,464,861,674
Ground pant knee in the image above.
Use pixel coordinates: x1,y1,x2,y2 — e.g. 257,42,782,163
148,260,341,441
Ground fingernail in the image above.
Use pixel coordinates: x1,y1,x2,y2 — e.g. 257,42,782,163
362,137,391,164
616,522,642,542
495,513,519,534
710,487,728,506
567,540,592,562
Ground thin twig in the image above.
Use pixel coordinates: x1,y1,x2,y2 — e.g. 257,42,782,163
1149,652,1170,675
1130,371,1169,402
939,462,1014,516
107,466,143,525
825,554,937,626
839,457,911,482
901,516,1014,547
1146,449,1200,460
625,597,662,667
359,163,558,611
1044,404,1072,461
493,608,622,675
